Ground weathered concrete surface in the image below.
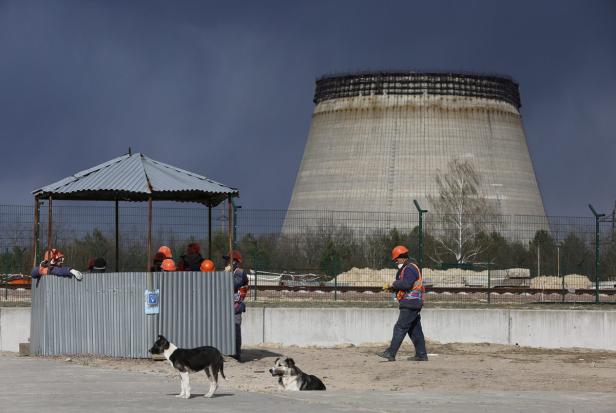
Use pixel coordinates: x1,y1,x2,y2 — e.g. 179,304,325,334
6,306,616,354
509,310,616,349
244,307,616,350
1,355,615,413
285,84,547,235
0,307,30,352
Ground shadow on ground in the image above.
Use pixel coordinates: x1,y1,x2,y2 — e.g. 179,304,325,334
238,349,283,362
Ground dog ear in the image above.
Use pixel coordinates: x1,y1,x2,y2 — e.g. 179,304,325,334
287,358,295,367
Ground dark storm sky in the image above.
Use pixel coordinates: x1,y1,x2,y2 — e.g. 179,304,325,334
0,0,614,216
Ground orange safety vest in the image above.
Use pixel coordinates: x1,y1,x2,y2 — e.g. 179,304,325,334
395,262,424,303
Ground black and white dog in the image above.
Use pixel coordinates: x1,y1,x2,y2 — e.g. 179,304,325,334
269,357,326,391
149,335,226,398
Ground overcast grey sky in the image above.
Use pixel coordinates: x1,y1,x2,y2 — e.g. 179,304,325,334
0,0,614,216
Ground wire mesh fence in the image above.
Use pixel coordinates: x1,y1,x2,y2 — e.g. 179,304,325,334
1,203,615,305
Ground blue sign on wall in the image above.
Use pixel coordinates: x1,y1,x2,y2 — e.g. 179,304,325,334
144,289,160,314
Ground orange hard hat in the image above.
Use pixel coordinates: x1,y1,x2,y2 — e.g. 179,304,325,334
158,246,172,258
200,259,216,272
161,259,176,271
391,245,409,261
223,250,242,263
44,248,65,263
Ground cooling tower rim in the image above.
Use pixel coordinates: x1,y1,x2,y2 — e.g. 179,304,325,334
314,71,521,109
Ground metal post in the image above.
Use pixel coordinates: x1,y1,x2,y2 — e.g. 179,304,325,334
557,245,560,278
612,201,616,242
487,263,491,304
47,196,53,252
558,243,565,303
334,273,338,302
595,217,600,304
115,199,119,272
32,197,40,267
147,196,153,290
537,244,540,277
589,204,605,304
208,204,212,259
253,251,258,301
232,201,241,248
413,200,428,269
227,195,233,267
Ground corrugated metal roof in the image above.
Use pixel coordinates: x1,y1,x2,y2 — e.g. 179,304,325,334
32,153,238,205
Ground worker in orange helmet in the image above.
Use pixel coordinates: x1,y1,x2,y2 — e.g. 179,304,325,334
178,242,204,271
161,258,177,271
158,246,173,259
200,259,216,272
376,245,428,362
31,248,83,281
223,250,249,362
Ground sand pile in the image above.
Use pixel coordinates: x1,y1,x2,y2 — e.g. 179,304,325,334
530,274,592,289
336,267,512,288
335,268,392,286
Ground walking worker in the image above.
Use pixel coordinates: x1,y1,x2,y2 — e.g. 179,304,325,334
377,245,428,362
224,250,249,362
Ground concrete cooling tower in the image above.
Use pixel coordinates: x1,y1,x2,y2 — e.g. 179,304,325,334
285,72,547,234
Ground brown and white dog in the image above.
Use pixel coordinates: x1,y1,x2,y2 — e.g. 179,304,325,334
269,357,326,391
149,335,225,398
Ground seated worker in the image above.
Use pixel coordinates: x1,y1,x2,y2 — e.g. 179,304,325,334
161,258,176,271
87,257,107,273
200,259,216,272
178,242,204,271
31,248,83,281
150,252,167,272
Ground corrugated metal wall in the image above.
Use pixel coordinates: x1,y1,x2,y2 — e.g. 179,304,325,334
30,271,234,358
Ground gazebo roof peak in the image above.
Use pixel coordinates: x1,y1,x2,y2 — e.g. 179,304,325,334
32,151,238,206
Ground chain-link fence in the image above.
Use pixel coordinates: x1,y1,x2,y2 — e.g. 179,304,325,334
1,203,615,305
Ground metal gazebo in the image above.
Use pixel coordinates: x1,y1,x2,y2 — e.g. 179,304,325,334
32,150,239,290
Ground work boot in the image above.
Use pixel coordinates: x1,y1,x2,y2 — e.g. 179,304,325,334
70,269,83,281
376,350,395,361
407,355,429,362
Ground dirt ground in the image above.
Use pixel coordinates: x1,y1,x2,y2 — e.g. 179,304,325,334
25,341,616,394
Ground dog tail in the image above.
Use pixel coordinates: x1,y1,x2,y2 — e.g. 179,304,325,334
220,364,227,380
219,356,227,380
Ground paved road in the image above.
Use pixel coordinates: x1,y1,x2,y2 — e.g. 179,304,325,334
1,355,614,412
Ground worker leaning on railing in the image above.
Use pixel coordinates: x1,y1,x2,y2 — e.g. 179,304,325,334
31,248,83,281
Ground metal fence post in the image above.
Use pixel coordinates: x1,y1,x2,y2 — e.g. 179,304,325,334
253,251,258,302
589,204,605,304
334,273,338,302
487,263,491,304
413,200,428,269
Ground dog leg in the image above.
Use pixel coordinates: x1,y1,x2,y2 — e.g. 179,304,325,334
204,367,218,398
176,373,185,398
177,372,190,399
183,373,191,399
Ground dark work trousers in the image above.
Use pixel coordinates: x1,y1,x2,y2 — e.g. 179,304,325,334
234,313,242,358
387,308,427,357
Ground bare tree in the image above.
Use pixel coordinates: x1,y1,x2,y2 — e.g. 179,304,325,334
427,158,500,263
